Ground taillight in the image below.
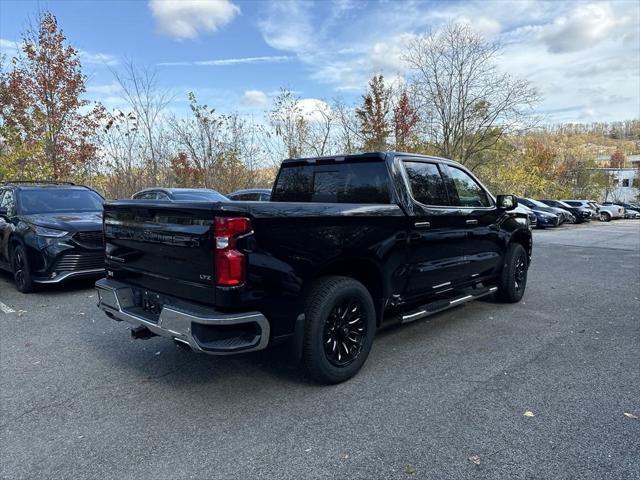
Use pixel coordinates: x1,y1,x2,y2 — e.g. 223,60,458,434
214,216,252,286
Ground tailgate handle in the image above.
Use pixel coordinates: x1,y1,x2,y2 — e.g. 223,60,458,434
414,221,430,229
466,219,479,225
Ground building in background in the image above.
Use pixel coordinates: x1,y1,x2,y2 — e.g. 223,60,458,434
601,167,639,203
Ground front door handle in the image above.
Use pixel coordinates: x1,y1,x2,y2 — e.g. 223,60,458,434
414,221,430,229
466,219,479,225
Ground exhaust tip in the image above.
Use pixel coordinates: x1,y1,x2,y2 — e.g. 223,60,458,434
174,337,192,351
130,325,155,340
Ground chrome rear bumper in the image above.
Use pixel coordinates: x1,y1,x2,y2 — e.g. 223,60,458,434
95,278,270,354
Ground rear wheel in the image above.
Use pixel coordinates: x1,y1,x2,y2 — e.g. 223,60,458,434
11,244,34,293
303,276,376,384
496,243,528,303
599,211,611,222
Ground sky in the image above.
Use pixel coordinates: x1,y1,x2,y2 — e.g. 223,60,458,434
0,0,639,123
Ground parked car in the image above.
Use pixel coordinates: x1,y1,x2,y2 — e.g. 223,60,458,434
514,204,537,228
227,188,272,201
532,209,560,228
96,152,532,384
517,197,569,224
132,188,228,202
594,203,624,221
540,199,590,223
603,202,640,219
623,209,640,219
0,181,105,292
562,200,597,218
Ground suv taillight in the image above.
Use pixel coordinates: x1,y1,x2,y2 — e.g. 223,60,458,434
214,217,252,286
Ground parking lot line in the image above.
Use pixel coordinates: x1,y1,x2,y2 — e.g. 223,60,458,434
0,299,15,313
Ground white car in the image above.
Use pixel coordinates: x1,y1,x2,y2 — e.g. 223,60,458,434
595,203,624,222
624,209,640,219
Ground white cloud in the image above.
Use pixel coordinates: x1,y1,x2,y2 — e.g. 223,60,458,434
537,3,633,53
241,89,268,107
86,81,123,95
258,1,314,52
257,0,639,122
158,56,292,67
149,0,240,39
79,50,119,66
1,38,117,66
0,38,19,55
298,98,332,123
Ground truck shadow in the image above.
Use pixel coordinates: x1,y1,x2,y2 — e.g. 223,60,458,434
89,302,491,390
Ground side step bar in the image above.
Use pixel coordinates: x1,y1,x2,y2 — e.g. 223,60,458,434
401,286,498,324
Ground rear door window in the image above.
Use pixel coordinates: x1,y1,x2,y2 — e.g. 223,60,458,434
402,161,449,206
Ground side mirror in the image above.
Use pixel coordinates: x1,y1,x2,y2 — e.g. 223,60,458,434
497,195,517,210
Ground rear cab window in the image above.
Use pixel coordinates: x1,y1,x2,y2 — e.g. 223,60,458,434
272,159,391,204
402,161,449,206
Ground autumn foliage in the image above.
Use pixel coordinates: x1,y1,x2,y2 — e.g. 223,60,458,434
0,12,103,180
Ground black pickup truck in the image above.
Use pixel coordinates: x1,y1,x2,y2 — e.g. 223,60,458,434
96,152,531,383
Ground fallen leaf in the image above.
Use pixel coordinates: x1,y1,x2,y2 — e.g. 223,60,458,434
468,455,481,465
523,410,535,417
405,465,416,475
623,412,638,419
155,351,161,356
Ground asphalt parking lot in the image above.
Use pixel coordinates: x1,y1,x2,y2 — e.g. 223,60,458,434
1,220,639,480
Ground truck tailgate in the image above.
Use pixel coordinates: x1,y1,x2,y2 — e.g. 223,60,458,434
103,201,220,305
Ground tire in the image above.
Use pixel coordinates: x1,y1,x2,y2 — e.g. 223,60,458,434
11,243,34,293
496,243,528,303
599,212,611,222
302,276,376,384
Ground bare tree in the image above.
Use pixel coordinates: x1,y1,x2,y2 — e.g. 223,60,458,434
331,98,362,155
266,88,308,161
303,102,336,157
168,92,225,187
111,61,173,184
404,23,539,169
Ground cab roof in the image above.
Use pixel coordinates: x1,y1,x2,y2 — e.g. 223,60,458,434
281,151,453,165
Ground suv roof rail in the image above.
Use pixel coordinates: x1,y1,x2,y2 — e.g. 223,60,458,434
1,180,77,186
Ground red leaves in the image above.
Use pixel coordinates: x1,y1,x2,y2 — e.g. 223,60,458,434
1,11,102,179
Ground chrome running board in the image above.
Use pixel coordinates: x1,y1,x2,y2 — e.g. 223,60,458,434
401,286,498,324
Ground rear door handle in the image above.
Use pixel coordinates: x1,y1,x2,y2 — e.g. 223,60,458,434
466,219,479,225
414,221,430,229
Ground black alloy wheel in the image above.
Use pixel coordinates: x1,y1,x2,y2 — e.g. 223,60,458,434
11,244,34,293
514,251,527,295
323,297,367,367
303,276,376,384
496,243,528,303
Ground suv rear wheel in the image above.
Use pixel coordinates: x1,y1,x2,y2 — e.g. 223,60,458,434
303,276,376,384
11,244,34,293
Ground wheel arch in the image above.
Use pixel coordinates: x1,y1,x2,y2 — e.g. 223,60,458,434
311,256,385,326
508,228,532,262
